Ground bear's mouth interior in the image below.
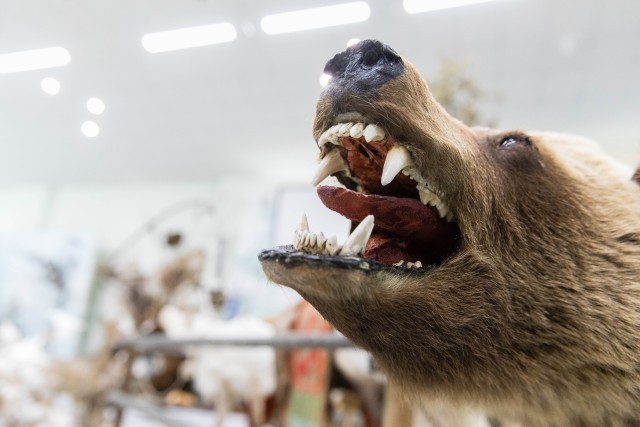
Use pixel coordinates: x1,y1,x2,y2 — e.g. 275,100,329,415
295,113,460,269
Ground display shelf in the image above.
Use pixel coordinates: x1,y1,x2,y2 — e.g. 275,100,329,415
110,332,355,426
113,332,354,353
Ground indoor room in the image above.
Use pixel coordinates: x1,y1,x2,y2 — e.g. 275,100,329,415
1,1,639,426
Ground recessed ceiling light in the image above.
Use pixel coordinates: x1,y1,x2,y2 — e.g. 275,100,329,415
261,2,370,35
141,23,237,53
403,0,500,14
0,46,71,74
86,97,105,115
319,73,332,87
41,77,61,95
347,38,362,48
81,121,100,138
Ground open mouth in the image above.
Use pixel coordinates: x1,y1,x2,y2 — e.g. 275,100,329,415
293,112,461,270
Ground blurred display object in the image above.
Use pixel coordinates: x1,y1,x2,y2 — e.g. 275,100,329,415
286,301,333,427
0,321,76,426
0,231,96,358
429,59,499,127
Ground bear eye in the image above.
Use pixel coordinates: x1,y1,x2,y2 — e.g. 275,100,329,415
499,135,531,149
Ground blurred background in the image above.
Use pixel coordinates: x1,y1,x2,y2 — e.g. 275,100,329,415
0,0,638,426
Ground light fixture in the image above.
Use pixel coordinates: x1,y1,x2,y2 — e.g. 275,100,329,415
346,38,362,48
81,121,100,138
41,77,61,95
261,2,370,35
319,73,332,87
141,23,237,53
403,0,500,14
0,47,71,74
86,97,105,115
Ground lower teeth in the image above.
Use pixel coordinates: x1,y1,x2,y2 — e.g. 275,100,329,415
392,260,423,269
293,214,374,257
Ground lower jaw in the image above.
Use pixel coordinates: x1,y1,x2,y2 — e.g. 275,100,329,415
319,186,459,267
364,233,444,268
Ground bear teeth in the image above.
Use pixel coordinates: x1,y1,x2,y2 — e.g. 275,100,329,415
318,121,386,147
392,260,424,269
381,145,413,186
314,116,455,223
363,124,385,142
293,214,374,257
311,149,349,186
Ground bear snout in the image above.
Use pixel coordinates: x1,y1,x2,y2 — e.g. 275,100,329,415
322,39,405,95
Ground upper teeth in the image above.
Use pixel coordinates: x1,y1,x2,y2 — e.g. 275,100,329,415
350,122,364,139
399,164,450,220
318,122,386,148
313,117,455,223
378,144,453,222
362,124,385,142
294,214,374,258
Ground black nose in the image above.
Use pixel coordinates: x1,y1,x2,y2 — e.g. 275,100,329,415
323,40,404,91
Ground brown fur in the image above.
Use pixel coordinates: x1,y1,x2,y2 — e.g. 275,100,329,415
262,45,640,426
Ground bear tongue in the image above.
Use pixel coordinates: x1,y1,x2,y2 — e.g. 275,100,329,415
317,186,458,266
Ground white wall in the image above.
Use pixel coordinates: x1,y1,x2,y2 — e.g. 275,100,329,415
0,186,50,230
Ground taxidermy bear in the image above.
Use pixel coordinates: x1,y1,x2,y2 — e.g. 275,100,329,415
260,40,640,426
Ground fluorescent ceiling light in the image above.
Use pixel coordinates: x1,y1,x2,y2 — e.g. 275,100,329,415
404,0,500,14
41,77,61,95
0,47,71,74
261,2,370,35
142,23,237,53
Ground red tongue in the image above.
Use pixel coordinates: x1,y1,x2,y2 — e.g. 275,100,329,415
317,186,448,239
317,186,458,266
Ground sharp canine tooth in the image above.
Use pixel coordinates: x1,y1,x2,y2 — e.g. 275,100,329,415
381,146,413,186
349,122,364,138
298,214,309,232
363,124,385,142
339,215,374,257
312,150,348,186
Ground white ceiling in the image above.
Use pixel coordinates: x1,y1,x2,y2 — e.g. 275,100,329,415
1,0,639,186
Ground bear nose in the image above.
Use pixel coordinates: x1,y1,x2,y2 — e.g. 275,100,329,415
322,39,404,91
